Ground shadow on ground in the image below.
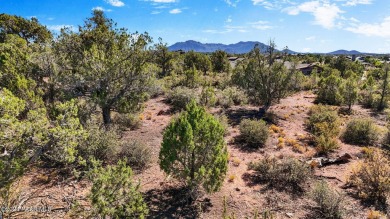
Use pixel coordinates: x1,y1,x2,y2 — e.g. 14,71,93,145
144,185,212,219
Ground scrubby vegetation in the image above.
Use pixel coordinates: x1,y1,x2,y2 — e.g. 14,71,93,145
2,9,390,218
342,118,380,145
239,119,269,148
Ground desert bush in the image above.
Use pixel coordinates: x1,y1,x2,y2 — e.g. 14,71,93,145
214,113,229,136
348,150,390,206
316,73,344,105
239,119,268,148
167,86,199,111
113,113,141,130
342,118,379,145
315,135,339,155
309,180,344,219
249,156,312,190
78,123,120,163
89,160,148,218
117,140,152,171
217,87,248,108
200,86,217,107
307,105,340,137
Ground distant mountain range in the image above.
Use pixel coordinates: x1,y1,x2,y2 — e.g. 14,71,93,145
168,40,296,54
168,40,378,55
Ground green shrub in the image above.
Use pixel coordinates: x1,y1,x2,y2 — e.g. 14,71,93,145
167,86,199,111
214,113,229,136
217,87,248,108
200,86,217,107
348,150,390,206
249,156,312,190
316,73,343,105
309,181,344,219
113,113,141,130
342,118,379,145
78,123,120,162
315,135,339,155
239,119,268,148
89,160,148,218
307,105,340,137
118,140,152,171
159,100,228,196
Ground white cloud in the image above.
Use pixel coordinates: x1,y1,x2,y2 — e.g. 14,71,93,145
343,0,372,6
346,17,390,37
47,25,75,32
302,48,312,53
225,0,240,7
169,8,182,14
284,1,343,29
92,6,112,12
105,0,124,7
226,16,232,23
250,20,273,30
305,36,316,41
151,11,161,14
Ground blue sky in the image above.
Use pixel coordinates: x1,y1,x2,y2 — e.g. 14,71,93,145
1,0,390,53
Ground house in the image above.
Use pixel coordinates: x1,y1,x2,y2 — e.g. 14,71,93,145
284,61,323,75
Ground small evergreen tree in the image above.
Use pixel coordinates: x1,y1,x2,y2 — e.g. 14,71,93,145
89,160,148,218
159,100,228,197
342,72,359,112
316,73,343,105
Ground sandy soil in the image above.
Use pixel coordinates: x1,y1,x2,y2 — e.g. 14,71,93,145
9,91,388,219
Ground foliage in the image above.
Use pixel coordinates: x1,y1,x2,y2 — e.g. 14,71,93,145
113,112,142,130
377,64,390,111
315,135,339,155
249,156,312,190
118,140,152,171
183,51,212,74
239,119,269,148
309,180,344,219
342,72,359,111
307,105,340,154
0,13,52,43
360,75,377,108
216,86,248,108
89,160,148,218
211,50,230,73
183,66,201,88
307,105,340,137
342,118,379,145
348,150,390,206
200,86,217,107
316,73,344,105
159,100,228,194
233,41,293,110
78,122,120,163
167,86,199,111
154,38,174,77
54,10,154,125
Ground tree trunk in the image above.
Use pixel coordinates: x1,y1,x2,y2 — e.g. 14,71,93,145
102,105,111,126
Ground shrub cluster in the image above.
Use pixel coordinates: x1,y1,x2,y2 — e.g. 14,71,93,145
309,181,344,219
342,118,379,145
348,150,390,206
117,140,152,171
217,87,248,108
167,86,199,111
307,105,340,154
239,119,268,148
249,156,312,190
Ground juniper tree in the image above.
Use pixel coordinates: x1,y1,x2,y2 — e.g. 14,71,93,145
159,100,228,197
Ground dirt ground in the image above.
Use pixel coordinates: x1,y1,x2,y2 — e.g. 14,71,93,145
9,91,389,218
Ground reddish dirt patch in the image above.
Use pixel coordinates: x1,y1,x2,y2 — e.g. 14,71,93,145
12,91,386,218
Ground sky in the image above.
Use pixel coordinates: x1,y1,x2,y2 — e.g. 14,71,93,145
1,0,390,53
